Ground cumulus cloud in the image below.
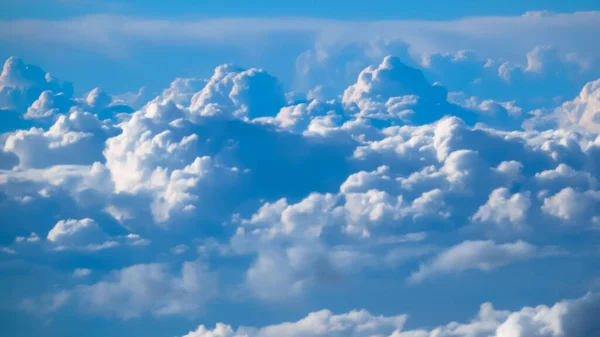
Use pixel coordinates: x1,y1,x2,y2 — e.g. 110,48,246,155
189,64,285,119
0,56,73,113
2,39,600,336
184,308,407,337
554,79,600,132
422,46,596,112
46,218,118,251
342,56,478,125
295,38,414,97
181,293,600,337
471,188,531,232
24,90,74,119
541,187,600,225
3,110,115,168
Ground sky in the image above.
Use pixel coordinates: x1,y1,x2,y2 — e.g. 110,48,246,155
1,1,600,337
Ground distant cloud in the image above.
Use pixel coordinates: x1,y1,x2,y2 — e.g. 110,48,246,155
181,293,600,337
408,240,537,283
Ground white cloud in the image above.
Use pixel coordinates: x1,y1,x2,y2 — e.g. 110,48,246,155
184,308,407,337
189,64,285,119
555,79,600,132
103,97,240,222
2,36,600,334
0,56,73,113
408,240,537,283
24,90,73,119
3,110,113,168
181,293,600,337
472,188,531,231
46,218,118,251
15,232,41,243
541,187,600,224
76,260,217,318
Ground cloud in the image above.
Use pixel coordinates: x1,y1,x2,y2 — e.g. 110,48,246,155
541,187,600,225
1,246,17,254
0,56,73,113
43,218,150,251
3,110,115,168
181,293,600,337
72,268,92,278
20,259,217,319
342,56,479,125
46,218,118,251
184,308,407,337
15,232,41,243
19,290,72,316
422,46,595,112
77,260,217,318
408,240,537,283
471,188,531,232
24,90,74,119
553,79,600,132
1,41,600,337
189,64,285,119
295,38,413,97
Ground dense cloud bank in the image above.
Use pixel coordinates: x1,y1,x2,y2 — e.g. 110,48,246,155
1,23,600,337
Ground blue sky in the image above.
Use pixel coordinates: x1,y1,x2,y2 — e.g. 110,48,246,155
2,0,600,20
1,2,600,337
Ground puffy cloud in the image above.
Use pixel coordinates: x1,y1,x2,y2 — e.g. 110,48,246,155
472,188,531,232
554,79,600,132
43,218,150,251
3,110,115,168
262,99,345,134
0,161,114,204
541,187,600,225
2,51,600,335
421,46,595,111
103,98,241,222
533,164,597,193
343,56,447,106
184,308,407,337
181,293,600,337
46,218,118,251
0,56,73,113
190,64,285,119
24,90,74,119
160,77,206,106
341,56,478,125
295,38,413,97
408,240,537,283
